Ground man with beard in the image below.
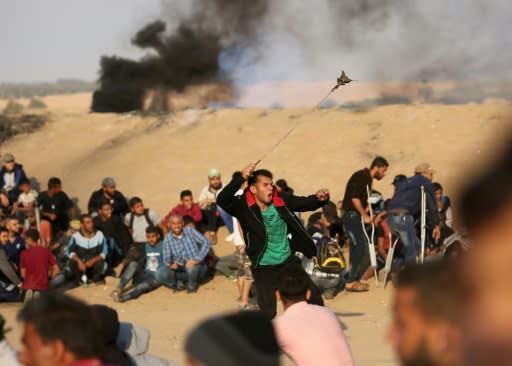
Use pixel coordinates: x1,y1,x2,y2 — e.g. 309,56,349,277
458,135,512,366
217,164,329,319
389,260,468,366
87,177,129,218
341,157,388,292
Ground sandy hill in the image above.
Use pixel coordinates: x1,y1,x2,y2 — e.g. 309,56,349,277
1,92,511,366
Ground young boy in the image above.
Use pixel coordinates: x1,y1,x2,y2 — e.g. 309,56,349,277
19,229,59,301
12,178,38,219
5,216,25,271
112,226,165,302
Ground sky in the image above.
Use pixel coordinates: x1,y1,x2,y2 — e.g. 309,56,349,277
0,0,162,83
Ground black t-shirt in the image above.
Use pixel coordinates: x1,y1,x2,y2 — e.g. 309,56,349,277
38,191,73,230
341,168,372,212
88,189,129,217
93,215,132,252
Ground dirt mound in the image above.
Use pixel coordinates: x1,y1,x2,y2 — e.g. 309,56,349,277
0,114,48,143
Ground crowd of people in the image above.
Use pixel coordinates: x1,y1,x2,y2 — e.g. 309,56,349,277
1,132,510,366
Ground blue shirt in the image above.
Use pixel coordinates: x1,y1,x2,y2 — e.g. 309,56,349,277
6,236,26,266
388,174,440,225
144,241,165,274
162,227,210,265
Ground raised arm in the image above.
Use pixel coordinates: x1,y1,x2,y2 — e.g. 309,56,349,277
284,188,330,213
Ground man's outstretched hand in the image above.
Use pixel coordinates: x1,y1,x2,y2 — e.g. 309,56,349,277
316,188,330,201
242,163,257,180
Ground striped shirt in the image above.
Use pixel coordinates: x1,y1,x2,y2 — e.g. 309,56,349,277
162,227,210,265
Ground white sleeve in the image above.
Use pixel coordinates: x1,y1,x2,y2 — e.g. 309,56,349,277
445,207,453,228
198,186,209,202
149,210,161,225
123,213,131,226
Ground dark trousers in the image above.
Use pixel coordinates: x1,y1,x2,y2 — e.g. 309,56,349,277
69,258,105,282
342,211,370,283
252,255,324,319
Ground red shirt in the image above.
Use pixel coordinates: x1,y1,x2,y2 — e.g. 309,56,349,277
165,203,203,225
20,246,56,290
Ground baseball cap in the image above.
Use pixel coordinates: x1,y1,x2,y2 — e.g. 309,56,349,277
208,168,221,178
415,163,436,174
70,220,81,230
322,201,339,224
102,177,116,188
2,153,15,163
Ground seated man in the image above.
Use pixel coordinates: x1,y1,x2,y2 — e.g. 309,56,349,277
273,267,355,366
158,214,210,293
0,153,27,204
94,202,132,267
39,177,77,237
112,226,165,303
198,168,234,244
88,177,130,218
164,190,203,229
5,216,26,272
0,227,22,302
12,178,38,220
433,182,453,228
66,214,108,285
23,210,53,246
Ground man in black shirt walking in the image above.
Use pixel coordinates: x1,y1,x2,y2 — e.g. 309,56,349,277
341,157,389,292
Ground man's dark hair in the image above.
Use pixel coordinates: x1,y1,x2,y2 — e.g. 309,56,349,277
0,227,8,234
80,213,92,223
248,169,273,187
275,179,294,194
395,260,470,323
19,178,31,186
460,134,512,231
370,156,389,169
24,229,39,242
433,182,443,191
17,292,101,359
276,267,310,303
183,215,195,227
100,202,112,210
129,197,143,208
180,189,193,200
48,177,61,189
145,225,161,237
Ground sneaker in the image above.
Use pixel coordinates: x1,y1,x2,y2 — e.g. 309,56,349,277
239,303,259,311
225,233,234,242
110,290,121,302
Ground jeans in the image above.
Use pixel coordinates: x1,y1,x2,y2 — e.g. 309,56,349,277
218,206,234,233
118,261,145,290
387,214,420,263
121,272,161,302
156,262,208,291
341,211,370,282
253,256,324,319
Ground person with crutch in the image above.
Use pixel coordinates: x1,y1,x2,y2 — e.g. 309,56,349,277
341,157,389,292
387,164,441,264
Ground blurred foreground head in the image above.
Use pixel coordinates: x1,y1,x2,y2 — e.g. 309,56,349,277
389,260,469,366
185,311,279,366
17,293,101,366
459,132,512,366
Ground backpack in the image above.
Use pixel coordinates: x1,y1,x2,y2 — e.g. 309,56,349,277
313,237,346,274
128,209,154,229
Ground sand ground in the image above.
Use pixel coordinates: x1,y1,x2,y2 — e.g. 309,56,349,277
0,92,511,365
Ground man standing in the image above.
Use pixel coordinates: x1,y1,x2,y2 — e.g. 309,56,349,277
341,157,388,292
217,163,329,319
387,163,440,263
87,177,129,218
158,214,210,293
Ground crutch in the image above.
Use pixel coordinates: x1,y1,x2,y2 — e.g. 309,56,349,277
383,232,399,289
362,185,379,287
420,186,426,264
